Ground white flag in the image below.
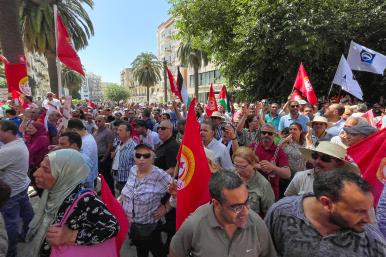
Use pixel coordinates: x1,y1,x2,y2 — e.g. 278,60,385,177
347,41,386,75
333,55,363,100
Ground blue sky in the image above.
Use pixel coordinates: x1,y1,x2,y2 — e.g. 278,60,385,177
78,0,171,83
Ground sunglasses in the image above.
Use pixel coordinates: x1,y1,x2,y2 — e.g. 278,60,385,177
290,105,299,108
261,131,274,136
227,198,250,214
135,153,151,159
311,152,332,162
158,127,170,131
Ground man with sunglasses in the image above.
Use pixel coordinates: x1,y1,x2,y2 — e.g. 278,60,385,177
284,141,359,197
278,100,309,134
251,124,291,199
266,170,386,257
170,170,277,257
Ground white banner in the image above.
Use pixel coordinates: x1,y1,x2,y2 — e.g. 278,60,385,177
333,55,363,100
347,41,386,75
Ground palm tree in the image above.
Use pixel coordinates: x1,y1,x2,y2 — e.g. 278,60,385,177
177,42,209,100
62,67,83,99
0,0,25,63
131,52,162,103
20,0,94,95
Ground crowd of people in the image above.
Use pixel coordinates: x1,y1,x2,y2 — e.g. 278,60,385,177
0,92,385,257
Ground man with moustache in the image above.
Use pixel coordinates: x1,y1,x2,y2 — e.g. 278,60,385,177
169,170,277,257
266,170,386,257
250,123,291,199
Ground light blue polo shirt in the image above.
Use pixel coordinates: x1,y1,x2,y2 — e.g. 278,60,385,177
278,114,309,132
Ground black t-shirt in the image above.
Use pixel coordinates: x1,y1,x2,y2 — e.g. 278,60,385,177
154,137,180,171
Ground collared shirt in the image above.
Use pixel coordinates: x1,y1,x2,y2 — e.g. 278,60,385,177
139,129,160,149
250,142,289,199
206,138,234,170
170,203,278,257
112,139,137,182
326,118,345,137
284,169,315,196
278,114,309,132
0,139,30,197
121,165,171,224
81,133,98,181
265,194,386,257
265,113,281,132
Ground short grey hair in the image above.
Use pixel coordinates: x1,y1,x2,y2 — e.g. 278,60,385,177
209,170,243,202
346,116,368,126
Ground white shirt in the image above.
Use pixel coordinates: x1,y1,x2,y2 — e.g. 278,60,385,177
139,129,160,149
206,138,234,170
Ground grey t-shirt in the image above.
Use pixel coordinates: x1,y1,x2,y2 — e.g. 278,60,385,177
264,194,386,257
0,139,30,197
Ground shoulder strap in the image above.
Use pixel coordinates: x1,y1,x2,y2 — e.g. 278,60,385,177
59,190,95,226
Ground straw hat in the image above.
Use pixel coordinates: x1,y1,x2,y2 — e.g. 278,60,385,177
210,111,225,121
307,116,333,128
299,141,359,173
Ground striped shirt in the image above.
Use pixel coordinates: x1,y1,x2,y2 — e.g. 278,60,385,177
112,139,137,182
121,166,171,224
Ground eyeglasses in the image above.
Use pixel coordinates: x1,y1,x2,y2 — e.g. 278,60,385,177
234,163,249,170
95,120,103,123
158,127,170,131
135,153,151,159
224,198,250,214
261,131,274,136
290,105,299,108
313,122,326,126
311,152,333,162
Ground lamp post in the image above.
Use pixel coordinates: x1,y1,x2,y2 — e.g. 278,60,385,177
163,58,167,102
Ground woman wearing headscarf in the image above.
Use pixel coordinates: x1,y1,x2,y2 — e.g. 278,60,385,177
25,122,50,171
22,149,119,257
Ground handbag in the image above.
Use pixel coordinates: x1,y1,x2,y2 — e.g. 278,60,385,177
50,191,118,257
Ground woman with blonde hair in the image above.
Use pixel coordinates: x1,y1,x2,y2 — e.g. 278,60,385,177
232,146,274,217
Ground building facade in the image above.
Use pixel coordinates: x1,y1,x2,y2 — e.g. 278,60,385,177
81,72,103,102
120,67,147,103
155,18,226,104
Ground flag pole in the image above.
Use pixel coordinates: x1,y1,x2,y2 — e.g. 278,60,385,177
327,82,334,97
53,5,63,98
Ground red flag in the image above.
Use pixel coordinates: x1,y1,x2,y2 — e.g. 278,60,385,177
176,98,211,229
362,109,376,127
166,66,179,98
56,14,85,76
85,98,96,109
205,84,218,116
347,128,386,206
293,63,317,105
0,55,31,107
100,175,129,256
290,88,305,102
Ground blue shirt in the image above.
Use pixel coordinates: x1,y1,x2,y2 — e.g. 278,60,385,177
278,114,309,132
265,113,281,132
326,119,345,137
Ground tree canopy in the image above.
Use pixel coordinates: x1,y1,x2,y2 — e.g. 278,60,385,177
103,83,130,104
169,0,386,102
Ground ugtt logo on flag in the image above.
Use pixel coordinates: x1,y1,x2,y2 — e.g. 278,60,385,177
360,50,376,64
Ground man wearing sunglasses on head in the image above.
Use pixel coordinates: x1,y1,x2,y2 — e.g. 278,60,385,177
284,141,359,197
170,170,277,257
250,124,291,199
278,100,309,135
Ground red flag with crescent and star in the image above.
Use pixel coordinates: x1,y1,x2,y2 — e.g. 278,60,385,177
205,83,218,116
176,98,211,230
